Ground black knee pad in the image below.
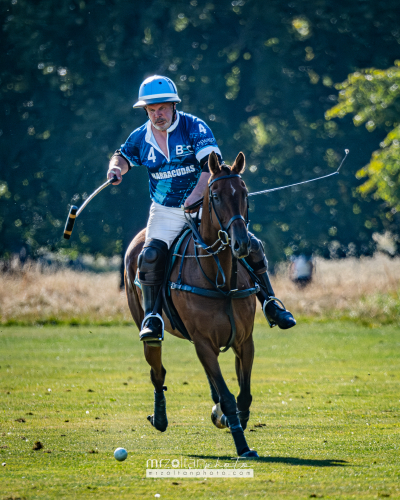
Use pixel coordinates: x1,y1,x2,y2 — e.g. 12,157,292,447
138,239,168,285
245,233,268,273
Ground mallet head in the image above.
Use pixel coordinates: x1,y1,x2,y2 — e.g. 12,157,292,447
63,205,78,239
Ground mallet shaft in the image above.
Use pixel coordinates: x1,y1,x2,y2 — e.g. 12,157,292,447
62,175,118,240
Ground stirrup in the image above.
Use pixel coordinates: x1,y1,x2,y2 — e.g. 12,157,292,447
140,313,165,342
262,296,286,328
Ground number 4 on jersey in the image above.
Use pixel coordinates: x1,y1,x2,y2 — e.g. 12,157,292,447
199,124,207,134
148,147,156,163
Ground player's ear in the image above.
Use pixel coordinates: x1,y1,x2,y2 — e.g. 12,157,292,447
231,152,245,174
208,151,221,176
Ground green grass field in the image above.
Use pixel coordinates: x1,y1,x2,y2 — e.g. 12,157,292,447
0,322,399,499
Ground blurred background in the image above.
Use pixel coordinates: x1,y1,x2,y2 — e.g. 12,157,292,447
1,0,400,325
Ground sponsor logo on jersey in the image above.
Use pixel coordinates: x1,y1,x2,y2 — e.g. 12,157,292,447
190,137,215,147
151,165,196,180
175,145,194,156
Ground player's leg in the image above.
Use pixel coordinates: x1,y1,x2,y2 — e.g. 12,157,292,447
245,234,296,330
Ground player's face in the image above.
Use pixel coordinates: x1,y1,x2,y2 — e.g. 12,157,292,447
146,102,174,131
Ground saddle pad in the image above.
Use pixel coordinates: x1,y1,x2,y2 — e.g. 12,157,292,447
162,227,193,342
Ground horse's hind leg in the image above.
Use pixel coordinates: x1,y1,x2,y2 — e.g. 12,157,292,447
144,343,168,432
195,341,256,457
235,336,254,431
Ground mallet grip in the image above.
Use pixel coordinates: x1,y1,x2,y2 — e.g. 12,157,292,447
63,205,78,239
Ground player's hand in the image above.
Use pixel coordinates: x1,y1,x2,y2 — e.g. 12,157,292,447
107,167,122,185
184,204,201,214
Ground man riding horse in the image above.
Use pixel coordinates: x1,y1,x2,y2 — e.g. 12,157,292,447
107,75,296,342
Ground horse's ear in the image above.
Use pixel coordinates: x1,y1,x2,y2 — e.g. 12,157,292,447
208,151,221,176
231,152,245,174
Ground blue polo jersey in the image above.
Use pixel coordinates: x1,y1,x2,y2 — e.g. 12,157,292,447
119,112,222,208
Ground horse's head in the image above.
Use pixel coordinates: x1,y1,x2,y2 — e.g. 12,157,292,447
207,151,250,259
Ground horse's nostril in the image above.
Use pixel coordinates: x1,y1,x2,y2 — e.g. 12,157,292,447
234,240,240,251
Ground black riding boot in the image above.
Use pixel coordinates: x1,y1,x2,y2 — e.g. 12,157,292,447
245,234,296,330
138,239,168,342
256,270,296,329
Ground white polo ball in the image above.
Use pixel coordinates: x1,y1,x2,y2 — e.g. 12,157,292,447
114,447,128,461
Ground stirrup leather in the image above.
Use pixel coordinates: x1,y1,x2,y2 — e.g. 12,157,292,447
262,297,287,328
140,312,165,341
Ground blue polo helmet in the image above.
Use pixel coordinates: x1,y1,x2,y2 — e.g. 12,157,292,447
133,75,181,108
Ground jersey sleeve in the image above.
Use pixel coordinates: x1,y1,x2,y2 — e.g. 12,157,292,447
188,117,222,163
119,130,142,168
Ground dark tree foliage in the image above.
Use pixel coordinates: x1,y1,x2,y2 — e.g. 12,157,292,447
1,0,400,263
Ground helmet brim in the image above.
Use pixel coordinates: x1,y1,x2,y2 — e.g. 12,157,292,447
133,96,181,108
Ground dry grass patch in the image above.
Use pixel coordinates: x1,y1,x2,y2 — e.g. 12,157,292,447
0,263,130,324
0,253,399,325
274,252,400,324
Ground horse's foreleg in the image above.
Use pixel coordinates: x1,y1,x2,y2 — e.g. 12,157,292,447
235,336,254,431
207,373,229,429
195,341,254,457
144,343,168,432
206,373,220,405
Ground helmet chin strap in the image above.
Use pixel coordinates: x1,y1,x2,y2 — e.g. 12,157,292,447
172,102,177,123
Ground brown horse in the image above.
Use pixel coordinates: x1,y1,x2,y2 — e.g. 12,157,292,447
125,151,259,458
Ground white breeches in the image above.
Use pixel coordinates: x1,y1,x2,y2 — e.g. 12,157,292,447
145,201,190,248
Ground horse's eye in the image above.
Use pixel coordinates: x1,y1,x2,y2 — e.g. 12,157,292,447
212,193,219,200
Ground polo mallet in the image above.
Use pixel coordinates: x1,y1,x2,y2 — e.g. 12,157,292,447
63,175,118,239
248,149,350,197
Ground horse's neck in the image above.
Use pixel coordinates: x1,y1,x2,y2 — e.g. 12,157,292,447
198,197,233,288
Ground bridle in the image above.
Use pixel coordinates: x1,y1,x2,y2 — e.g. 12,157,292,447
208,173,249,243
170,172,260,353
182,173,249,258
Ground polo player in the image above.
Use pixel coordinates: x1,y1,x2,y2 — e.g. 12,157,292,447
107,75,296,342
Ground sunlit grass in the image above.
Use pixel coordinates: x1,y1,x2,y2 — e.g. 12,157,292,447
0,322,399,499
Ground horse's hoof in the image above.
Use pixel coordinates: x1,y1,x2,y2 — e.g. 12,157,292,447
147,414,168,432
238,409,250,431
211,403,228,429
240,449,259,459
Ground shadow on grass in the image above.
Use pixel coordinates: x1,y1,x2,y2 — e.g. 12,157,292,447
191,455,349,467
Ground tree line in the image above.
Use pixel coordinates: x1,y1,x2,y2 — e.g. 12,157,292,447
1,0,400,264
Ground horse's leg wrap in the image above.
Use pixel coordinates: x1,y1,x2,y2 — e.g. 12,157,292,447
147,388,168,432
225,413,250,456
